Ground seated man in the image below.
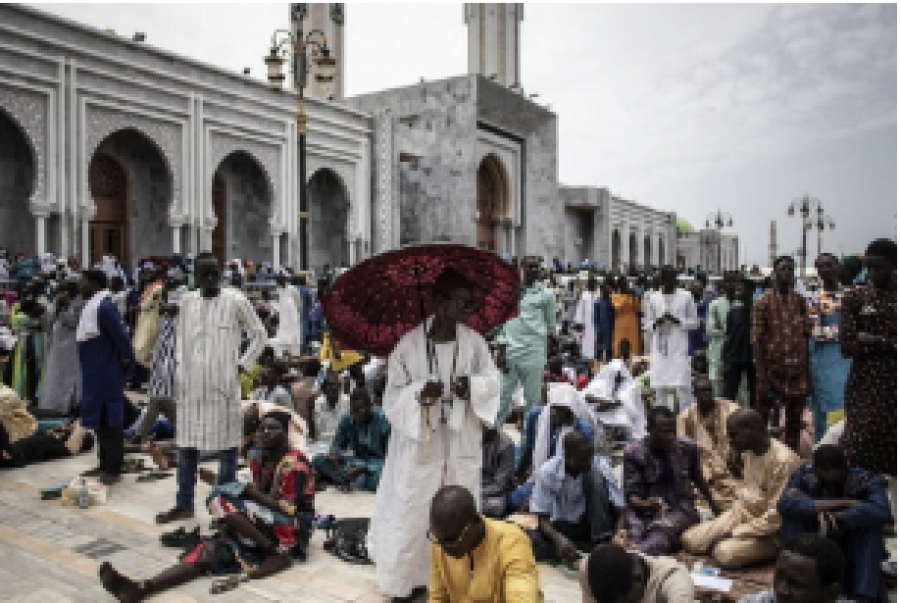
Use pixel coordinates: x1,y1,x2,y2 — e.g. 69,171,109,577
515,382,595,485
583,357,647,444
677,375,740,507
682,409,801,569
580,543,694,603
0,418,94,469
99,411,312,601
428,485,539,602
312,370,350,445
528,431,624,562
249,365,293,409
310,389,390,492
624,406,720,556
481,424,516,518
737,534,845,603
777,445,892,602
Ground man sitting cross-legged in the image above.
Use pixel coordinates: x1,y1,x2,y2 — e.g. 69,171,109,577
777,445,892,602
428,485,539,602
681,408,801,569
99,411,313,602
624,406,721,556
311,388,391,492
677,374,740,507
527,431,623,562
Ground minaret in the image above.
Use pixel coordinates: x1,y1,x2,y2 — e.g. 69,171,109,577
769,221,777,267
293,3,345,100
464,3,523,91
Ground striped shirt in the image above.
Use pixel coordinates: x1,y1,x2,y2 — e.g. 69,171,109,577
175,287,267,451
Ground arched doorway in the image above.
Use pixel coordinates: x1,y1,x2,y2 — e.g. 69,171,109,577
476,154,510,252
643,235,652,270
211,173,226,266
88,154,128,266
628,232,638,272
90,128,172,264
213,151,274,265
307,168,349,274
611,229,621,271
658,236,665,267
0,109,36,256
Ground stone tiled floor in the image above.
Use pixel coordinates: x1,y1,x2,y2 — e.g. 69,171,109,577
0,445,584,602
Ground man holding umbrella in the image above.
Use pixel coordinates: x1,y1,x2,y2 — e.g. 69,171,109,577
367,268,501,602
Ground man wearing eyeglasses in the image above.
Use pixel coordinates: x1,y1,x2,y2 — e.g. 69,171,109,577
428,485,539,602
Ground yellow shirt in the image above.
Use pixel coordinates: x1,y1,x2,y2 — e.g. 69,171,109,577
428,518,540,603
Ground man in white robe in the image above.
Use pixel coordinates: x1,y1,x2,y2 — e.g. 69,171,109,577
270,275,303,357
643,265,698,413
582,358,647,444
368,269,500,602
155,252,268,524
572,276,600,361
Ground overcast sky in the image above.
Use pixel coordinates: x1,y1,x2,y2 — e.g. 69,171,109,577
38,2,897,266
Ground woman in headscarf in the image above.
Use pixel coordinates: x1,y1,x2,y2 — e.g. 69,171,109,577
3,280,45,402
36,280,84,415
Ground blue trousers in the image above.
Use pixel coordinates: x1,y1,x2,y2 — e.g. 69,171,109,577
311,452,381,492
781,517,885,599
496,360,544,428
176,447,238,511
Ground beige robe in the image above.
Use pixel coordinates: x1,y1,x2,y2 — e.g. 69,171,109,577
133,282,163,367
580,552,694,602
681,438,801,569
677,398,740,506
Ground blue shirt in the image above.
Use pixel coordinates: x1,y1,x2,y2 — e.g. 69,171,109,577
530,455,624,523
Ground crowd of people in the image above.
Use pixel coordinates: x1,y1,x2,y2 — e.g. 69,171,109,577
0,238,895,603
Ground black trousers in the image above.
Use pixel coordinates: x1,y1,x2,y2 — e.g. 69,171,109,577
96,422,124,475
723,362,756,403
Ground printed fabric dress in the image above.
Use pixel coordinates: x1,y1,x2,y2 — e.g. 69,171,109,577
805,289,851,440
839,283,897,476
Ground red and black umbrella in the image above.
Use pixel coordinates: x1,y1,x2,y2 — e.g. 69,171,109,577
322,244,520,357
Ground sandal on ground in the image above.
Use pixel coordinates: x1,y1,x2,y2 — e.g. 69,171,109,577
136,471,172,483
210,574,246,595
160,526,201,548
155,507,195,525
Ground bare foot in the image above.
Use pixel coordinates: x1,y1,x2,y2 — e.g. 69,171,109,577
147,441,169,471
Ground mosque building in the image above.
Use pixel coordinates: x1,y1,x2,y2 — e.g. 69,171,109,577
0,3,735,274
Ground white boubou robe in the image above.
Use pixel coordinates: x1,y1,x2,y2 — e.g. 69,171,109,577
573,290,600,359
643,288,698,388
582,359,647,440
367,318,500,597
270,286,303,356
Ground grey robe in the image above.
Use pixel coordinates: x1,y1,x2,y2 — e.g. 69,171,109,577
38,298,85,414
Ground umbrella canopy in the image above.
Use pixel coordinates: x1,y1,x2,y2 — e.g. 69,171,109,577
322,244,520,356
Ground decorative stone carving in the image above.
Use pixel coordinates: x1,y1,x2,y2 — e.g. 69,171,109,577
209,132,281,224
0,84,47,206
85,105,181,212
330,3,345,24
377,112,393,250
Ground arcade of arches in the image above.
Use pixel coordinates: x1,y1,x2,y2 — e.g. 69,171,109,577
211,151,274,267
307,167,349,273
0,109,35,256
88,129,172,267
476,154,512,253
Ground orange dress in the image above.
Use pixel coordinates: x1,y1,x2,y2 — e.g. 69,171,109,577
611,292,641,354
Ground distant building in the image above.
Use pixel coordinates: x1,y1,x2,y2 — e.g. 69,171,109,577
676,221,740,274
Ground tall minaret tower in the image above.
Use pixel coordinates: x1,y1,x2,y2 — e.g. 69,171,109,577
769,221,777,267
293,3,345,100
464,4,523,91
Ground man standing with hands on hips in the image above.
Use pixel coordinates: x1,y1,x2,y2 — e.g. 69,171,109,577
155,252,268,524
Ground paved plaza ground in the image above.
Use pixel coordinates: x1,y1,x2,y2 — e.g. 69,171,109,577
0,404,583,603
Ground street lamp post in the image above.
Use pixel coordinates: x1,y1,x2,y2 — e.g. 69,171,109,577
813,205,835,258
787,194,829,275
705,210,733,275
265,5,336,271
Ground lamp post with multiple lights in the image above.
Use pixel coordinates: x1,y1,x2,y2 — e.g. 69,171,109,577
264,4,336,270
705,210,733,275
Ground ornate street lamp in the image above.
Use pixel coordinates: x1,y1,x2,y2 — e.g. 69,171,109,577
704,210,733,275
265,6,336,270
812,205,835,258
787,194,830,275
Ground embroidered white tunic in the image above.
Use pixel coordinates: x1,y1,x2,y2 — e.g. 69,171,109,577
174,288,267,451
367,318,500,598
643,288,698,388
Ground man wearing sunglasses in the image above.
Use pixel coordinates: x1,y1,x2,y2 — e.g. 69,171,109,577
428,485,539,602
